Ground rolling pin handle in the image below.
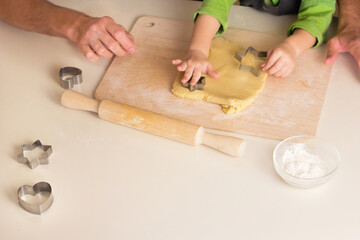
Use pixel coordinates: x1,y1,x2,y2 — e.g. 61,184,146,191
61,90,100,113
200,131,246,157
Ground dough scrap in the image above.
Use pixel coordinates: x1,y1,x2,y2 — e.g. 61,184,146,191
172,37,268,114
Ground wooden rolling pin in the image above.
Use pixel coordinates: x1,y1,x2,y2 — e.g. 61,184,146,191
61,90,246,157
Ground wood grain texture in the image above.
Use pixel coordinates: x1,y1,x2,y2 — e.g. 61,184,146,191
61,90,246,157
95,16,333,140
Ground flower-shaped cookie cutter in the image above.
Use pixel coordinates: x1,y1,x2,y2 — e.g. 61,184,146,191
182,76,206,92
17,182,53,215
17,140,53,169
235,46,267,77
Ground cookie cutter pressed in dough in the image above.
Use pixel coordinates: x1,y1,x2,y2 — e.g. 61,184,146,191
17,140,53,169
235,46,267,77
182,76,206,92
17,181,53,215
59,66,83,89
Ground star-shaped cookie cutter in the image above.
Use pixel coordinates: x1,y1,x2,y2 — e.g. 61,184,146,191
17,140,53,169
17,181,53,215
182,76,206,92
235,46,267,77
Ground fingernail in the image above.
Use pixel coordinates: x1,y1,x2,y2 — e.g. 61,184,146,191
129,48,135,54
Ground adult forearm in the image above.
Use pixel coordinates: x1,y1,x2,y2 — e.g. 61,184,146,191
0,0,89,41
337,0,360,30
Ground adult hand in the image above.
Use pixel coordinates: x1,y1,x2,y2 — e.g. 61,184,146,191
72,16,136,62
325,25,360,69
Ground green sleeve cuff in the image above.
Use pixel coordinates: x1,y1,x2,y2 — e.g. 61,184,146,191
193,0,235,36
287,1,335,47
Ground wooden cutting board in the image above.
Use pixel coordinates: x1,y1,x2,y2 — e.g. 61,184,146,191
95,16,332,140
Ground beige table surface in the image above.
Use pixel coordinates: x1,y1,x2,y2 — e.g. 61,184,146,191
1,1,360,239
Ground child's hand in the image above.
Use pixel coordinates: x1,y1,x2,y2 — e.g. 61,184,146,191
172,49,220,86
262,41,297,78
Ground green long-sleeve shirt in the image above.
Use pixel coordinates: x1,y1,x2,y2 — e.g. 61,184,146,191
194,0,335,47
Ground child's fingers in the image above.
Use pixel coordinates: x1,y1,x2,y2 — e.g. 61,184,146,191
206,64,220,78
172,59,182,65
273,62,293,78
282,64,294,78
273,67,287,78
181,66,195,83
261,49,273,68
190,67,202,86
177,61,188,71
263,50,280,71
267,59,285,75
282,68,293,78
274,66,291,78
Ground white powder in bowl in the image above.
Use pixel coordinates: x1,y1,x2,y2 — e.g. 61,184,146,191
281,143,327,178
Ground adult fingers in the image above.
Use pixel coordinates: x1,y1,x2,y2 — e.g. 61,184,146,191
107,21,136,54
325,36,341,65
99,31,127,57
348,44,360,69
89,39,113,59
127,33,135,43
81,45,100,62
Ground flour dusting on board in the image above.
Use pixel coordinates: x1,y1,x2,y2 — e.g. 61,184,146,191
128,117,144,125
95,17,333,139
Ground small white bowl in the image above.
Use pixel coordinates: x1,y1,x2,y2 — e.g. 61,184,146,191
273,135,340,188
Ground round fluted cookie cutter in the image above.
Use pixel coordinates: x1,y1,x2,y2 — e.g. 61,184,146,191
17,181,54,215
59,66,83,89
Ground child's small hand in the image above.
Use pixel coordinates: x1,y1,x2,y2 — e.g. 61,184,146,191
262,41,297,78
172,49,220,85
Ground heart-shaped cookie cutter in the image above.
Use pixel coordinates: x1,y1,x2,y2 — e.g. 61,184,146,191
17,140,52,169
59,66,83,89
17,182,53,215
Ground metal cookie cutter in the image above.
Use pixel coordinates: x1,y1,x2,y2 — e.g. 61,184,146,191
182,76,206,92
18,182,53,215
17,140,53,169
235,46,267,77
59,66,83,89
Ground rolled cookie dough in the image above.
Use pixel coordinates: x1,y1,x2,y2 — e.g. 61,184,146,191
172,37,268,114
